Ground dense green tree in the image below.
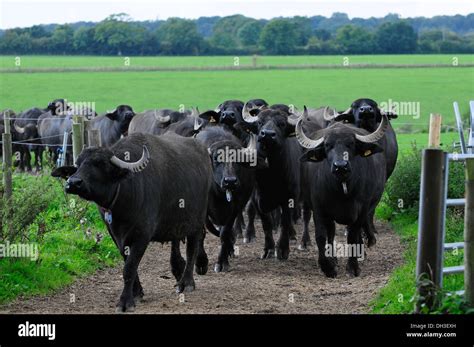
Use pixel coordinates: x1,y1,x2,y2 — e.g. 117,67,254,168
51,24,74,54
94,14,146,55
335,25,374,54
375,21,417,53
156,18,203,55
73,26,96,54
260,19,298,54
210,15,252,49
238,20,264,47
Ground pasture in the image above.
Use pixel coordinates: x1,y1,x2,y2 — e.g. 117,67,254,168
1,54,474,69
1,56,473,133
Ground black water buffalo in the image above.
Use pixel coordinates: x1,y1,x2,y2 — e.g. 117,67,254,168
52,132,212,312
237,103,302,260
37,113,73,166
296,109,389,277
128,109,195,136
88,105,135,147
195,126,257,272
13,107,47,172
321,99,399,247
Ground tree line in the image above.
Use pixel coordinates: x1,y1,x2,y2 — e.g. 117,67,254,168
0,13,473,56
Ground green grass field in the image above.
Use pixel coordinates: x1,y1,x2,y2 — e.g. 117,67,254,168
1,65,473,132
1,54,473,69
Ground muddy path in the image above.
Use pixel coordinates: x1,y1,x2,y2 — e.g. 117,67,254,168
1,220,403,314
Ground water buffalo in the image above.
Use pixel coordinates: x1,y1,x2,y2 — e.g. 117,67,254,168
52,132,212,312
296,109,389,277
195,125,257,272
321,98,399,247
237,103,302,260
88,105,135,147
37,113,73,166
13,107,46,172
128,109,194,136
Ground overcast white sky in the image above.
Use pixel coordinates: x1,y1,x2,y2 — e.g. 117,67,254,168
1,0,473,29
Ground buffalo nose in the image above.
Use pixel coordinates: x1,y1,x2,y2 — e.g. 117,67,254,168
259,129,276,139
223,176,238,188
332,160,350,172
66,177,83,191
222,111,235,119
359,105,373,113
124,112,134,119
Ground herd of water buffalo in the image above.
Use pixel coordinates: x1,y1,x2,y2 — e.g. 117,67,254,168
1,98,398,312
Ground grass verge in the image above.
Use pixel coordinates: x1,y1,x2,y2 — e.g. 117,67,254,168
0,173,120,305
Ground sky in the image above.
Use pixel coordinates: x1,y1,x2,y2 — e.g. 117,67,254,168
0,0,473,29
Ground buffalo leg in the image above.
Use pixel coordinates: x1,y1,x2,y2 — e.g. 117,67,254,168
176,233,199,293
133,274,144,301
233,213,245,239
276,205,291,260
271,208,281,234
195,231,208,275
346,224,363,277
298,203,312,250
117,239,149,312
363,209,377,247
243,200,256,243
215,211,239,273
314,213,337,278
259,211,275,259
24,150,32,172
170,240,186,281
34,147,43,172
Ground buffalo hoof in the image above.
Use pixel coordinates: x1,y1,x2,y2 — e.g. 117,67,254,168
346,259,361,277
195,254,209,275
195,263,208,275
366,235,376,248
243,235,255,244
214,262,230,273
319,257,337,278
176,279,195,293
261,248,275,259
134,294,145,302
276,247,289,260
115,299,136,313
133,288,144,302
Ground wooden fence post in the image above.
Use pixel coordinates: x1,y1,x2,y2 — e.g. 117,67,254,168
72,119,84,165
416,115,446,311
83,120,90,147
428,113,442,148
252,54,257,68
87,129,101,148
2,112,13,239
465,158,474,307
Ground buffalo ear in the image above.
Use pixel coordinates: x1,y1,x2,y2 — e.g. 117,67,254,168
334,109,354,123
386,111,398,120
356,142,384,158
51,166,77,179
105,109,118,121
300,147,326,162
199,110,220,124
234,121,258,135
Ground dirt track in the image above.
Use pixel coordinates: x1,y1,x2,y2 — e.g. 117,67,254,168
1,220,403,314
